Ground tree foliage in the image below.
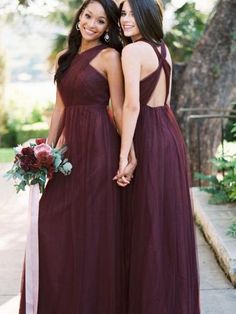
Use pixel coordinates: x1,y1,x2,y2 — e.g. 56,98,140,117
48,0,83,61
175,0,236,181
195,155,236,204
165,2,207,62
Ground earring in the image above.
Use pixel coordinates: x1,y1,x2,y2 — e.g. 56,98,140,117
104,32,110,43
76,21,80,31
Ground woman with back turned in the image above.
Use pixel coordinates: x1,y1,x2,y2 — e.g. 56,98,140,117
114,1,200,313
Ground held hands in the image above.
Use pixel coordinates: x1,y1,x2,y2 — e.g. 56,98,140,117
113,155,137,187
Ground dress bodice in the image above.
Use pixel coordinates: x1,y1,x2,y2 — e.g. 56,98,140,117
58,44,110,107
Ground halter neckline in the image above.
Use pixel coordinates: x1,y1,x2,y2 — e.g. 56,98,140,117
77,43,105,56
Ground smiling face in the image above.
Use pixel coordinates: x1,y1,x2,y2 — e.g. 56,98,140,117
79,1,109,44
120,1,141,42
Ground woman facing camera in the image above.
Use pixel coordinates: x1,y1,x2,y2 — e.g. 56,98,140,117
115,0,200,313
19,1,125,313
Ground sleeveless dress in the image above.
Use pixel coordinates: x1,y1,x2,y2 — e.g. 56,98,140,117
122,40,200,314
19,44,123,314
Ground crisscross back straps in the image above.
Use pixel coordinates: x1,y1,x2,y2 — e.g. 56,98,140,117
148,40,171,106
139,40,171,106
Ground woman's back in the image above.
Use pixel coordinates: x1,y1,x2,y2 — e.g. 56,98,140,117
121,40,200,314
118,1,200,312
126,40,172,107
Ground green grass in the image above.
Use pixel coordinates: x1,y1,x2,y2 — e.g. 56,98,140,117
0,148,14,163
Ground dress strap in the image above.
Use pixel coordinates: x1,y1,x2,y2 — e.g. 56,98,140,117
80,44,107,59
138,39,171,106
149,40,171,106
74,44,108,72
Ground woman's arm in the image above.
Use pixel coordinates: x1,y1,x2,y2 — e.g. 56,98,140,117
46,52,66,146
104,48,124,135
105,48,137,181
46,88,65,147
118,44,141,173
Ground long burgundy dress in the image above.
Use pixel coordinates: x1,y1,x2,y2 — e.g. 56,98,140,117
122,40,200,314
19,44,123,314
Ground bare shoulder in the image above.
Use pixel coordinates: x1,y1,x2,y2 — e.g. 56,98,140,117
122,41,150,62
100,47,121,64
122,42,144,59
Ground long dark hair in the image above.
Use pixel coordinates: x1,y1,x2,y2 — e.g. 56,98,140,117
120,0,164,45
55,0,122,82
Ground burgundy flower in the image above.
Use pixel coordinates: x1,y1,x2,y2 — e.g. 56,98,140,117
37,153,54,169
8,140,72,194
20,153,38,172
35,138,46,145
22,147,34,156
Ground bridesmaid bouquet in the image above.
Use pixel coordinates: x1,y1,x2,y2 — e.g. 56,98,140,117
5,138,72,193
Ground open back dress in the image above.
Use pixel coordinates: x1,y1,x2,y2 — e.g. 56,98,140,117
122,39,200,314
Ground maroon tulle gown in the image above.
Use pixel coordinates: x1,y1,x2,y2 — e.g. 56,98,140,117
122,40,200,314
19,44,123,314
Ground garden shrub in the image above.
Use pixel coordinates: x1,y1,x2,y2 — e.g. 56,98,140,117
16,122,48,144
195,123,236,237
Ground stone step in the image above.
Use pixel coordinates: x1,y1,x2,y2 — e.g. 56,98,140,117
192,187,236,286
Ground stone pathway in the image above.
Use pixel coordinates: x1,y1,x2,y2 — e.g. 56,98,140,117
0,163,235,314
193,187,236,286
0,163,27,314
197,226,236,313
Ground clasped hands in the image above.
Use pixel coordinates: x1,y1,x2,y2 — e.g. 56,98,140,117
113,155,137,187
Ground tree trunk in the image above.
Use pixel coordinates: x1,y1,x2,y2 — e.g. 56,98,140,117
171,63,187,113
175,0,236,184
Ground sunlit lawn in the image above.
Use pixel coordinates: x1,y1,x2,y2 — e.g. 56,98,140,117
0,148,14,163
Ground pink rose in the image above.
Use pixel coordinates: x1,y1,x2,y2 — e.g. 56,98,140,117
34,143,52,159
